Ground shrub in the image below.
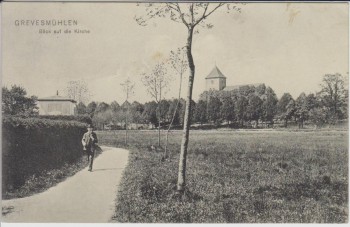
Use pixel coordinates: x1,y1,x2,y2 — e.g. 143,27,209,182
2,116,88,193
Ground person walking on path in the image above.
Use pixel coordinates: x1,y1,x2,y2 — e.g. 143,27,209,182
82,124,98,172
2,146,130,223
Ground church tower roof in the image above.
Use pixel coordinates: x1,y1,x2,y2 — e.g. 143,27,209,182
205,66,226,79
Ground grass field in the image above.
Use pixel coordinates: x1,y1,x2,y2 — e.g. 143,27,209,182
97,129,348,223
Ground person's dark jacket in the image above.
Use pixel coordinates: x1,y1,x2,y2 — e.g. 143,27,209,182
82,132,98,150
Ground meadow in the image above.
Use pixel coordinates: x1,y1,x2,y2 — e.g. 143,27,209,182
97,129,348,223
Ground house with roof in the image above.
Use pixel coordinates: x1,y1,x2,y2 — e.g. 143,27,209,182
37,91,76,115
205,65,264,92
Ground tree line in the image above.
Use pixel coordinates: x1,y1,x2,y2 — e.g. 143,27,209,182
70,73,348,130
74,99,190,130
2,73,347,130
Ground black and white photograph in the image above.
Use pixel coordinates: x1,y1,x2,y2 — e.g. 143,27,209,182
1,1,349,224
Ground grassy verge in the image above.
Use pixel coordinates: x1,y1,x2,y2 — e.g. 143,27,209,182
97,130,348,223
2,146,103,200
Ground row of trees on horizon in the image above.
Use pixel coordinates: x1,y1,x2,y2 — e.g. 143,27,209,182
2,74,348,129
75,73,348,130
2,73,348,130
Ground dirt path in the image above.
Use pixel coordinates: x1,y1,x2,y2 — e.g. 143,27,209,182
1,146,129,223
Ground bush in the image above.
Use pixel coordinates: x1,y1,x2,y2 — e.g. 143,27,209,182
2,116,88,193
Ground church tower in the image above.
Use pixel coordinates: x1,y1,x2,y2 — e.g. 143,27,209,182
205,65,227,91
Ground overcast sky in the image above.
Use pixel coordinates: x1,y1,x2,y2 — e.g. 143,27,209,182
2,2,349,104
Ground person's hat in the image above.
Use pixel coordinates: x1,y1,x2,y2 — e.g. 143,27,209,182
87,124,94,129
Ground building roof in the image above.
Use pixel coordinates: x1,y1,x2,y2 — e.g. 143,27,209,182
38,95,76,103
205,66,226,79
223,83,265,91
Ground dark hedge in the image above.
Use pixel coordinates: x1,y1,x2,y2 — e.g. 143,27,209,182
2,116,88,192
15,114,93,125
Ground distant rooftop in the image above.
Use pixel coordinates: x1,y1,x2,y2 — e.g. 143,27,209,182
38,91,76,103
223,83,265,91
205,66,226,79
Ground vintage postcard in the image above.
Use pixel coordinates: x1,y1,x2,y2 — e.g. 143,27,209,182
1,1,349,224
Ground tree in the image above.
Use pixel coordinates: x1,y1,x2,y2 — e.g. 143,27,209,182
95,102,110,113
194,100,207,125
309,107,328,128
121,100,131,110
130,110,143,126
164,48,188,159
131,101,144,114
318,73,347,123
2,85,38,116
110,101,121,112
262,87,278,125
142,101,158,126
220,96,235,126
120,78,135,145
130,101,145,125
166,100,178,123
112,108,127,128
306,93,319,110
246,94,263,128
207,96,222,125
303,93,324,129
255,84,266,97
76,102,87,115
285,99,296,127
277,93,294,127
177,99,196,125
136,2,243,193
239,85,255,97
64,80,91,104
142,62,171,147
92,102,111,130
93,109,114,130
295,93,309,129
159,99,170,125
86,101,97,118
235,96,248,127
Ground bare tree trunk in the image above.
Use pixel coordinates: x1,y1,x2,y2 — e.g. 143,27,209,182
125,110,128,145
158,85,161,146
177,27,194,193
158,104,161,147
158,83,162,147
